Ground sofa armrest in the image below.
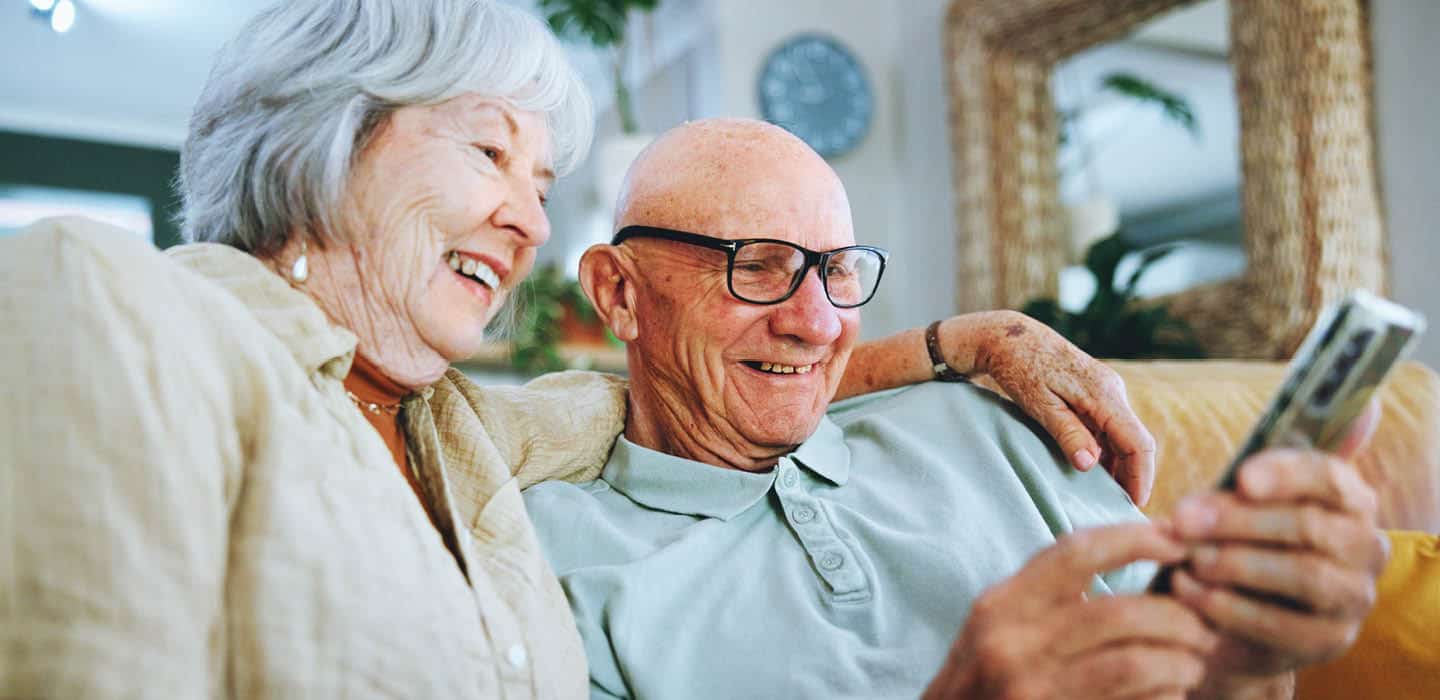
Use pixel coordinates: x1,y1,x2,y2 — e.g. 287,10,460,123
1108,360,1440,532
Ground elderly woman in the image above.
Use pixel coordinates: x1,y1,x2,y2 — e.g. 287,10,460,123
0,0,1154,697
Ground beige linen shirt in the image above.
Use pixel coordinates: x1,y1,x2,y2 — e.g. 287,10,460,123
0,218,626,698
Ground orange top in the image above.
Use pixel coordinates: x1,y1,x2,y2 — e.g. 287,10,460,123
344,352,421,503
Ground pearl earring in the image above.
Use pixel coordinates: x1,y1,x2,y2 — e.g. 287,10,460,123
289,240,309,283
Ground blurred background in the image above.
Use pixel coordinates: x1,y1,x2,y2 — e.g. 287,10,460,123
3,0,1436,379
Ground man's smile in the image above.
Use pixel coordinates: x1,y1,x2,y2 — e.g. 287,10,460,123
739,360,821,375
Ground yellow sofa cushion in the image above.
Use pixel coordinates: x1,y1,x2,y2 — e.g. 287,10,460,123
1106,360,1440,532
1295,530,1440,699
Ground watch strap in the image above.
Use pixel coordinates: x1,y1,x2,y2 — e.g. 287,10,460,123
925,320,967,382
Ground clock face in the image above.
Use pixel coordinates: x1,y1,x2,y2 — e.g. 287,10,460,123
758,34,873,158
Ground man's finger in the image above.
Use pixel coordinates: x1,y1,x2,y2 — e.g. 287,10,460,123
1172,569,1360,665
1050,596,1218,659
1186,545,1376,617
1173,495,1386,572
1333,398,1381,459
1010,523,1187,606
1234,450,1379,517
1057,644,1208,700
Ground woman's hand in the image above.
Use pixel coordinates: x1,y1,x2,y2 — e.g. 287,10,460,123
839,310,1155,505
946,310,1158,507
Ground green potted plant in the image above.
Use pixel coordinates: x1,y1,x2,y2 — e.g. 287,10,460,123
539,0,663,255
1038,70,1208,358
1059,72,1199,150
509,263,613,373
1060,71,1201,261
538,0,660,136
1021,233,1206,360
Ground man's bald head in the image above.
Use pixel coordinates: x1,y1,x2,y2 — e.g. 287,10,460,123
579,118,866,472
615,119,852,246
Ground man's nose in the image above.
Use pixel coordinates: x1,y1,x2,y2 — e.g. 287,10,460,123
768,268,842,346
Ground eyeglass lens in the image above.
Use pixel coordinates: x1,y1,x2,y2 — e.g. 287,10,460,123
731,242,883,306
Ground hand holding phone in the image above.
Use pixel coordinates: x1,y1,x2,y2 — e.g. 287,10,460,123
1149,290,1424,595
1137,291,1423,684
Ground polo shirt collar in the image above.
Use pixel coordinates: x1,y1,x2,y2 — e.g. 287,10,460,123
602,417,851,521
791,418,850,486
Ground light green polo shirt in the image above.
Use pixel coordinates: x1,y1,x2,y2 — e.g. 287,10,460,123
523,382,1153,699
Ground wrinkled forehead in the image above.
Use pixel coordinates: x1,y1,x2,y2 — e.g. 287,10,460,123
620,128,855,250
636,176,854,251
728,185,853,251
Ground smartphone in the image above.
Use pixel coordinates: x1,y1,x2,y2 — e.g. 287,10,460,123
1148,290,1425,595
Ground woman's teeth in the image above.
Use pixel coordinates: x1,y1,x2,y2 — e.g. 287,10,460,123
447,252,500,289
757,361,814,375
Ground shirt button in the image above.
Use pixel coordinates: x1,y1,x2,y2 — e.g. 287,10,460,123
792,507,816,524
820,552,845,571
782,467,798,488
506,644,528,669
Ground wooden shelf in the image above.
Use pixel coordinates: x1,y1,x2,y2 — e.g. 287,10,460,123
454,341,628,374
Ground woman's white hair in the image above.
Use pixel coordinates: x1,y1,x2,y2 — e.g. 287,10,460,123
178,0,593,253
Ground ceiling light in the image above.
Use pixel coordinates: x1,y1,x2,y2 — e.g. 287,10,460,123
29,0,57,11
50,0,75,33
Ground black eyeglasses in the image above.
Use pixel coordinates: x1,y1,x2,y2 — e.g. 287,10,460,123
612,225,888,308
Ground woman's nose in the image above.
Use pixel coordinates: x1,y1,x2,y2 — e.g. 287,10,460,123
494,179,551,247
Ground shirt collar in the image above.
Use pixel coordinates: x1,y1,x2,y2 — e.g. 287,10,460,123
601,417,851,521
167,242,357,380
791,418,851,486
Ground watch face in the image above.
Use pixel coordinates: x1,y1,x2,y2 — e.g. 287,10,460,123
758,34,873,158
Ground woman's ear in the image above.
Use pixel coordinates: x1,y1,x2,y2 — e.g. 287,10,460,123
578,245,639,342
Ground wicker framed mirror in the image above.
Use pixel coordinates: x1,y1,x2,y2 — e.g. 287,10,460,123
944,0,1386,358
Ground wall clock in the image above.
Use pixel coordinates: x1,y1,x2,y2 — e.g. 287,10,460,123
757,34,874,159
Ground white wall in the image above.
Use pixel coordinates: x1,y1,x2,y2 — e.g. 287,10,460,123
706,0,955,339
544,52,699,274
1373,0,1440,370
670,0,1440,361
892,0,961,336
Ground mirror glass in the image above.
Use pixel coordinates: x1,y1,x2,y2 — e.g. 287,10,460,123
1052,0,1244,310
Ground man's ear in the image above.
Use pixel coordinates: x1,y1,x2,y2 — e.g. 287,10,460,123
578,244,640,342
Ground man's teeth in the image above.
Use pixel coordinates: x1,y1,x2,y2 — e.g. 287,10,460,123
757,361,813,375
447,252,500,288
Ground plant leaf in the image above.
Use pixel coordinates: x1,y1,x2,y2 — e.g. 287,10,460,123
509,262,606,373
1119,242,1180,297
1021,299,1076,340
1020,243,1207,360
1083,233,1132,300
1101,72,1200,139
538,0,628,47
538,0,659,48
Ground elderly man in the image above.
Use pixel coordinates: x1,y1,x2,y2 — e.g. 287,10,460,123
523,119,1387,699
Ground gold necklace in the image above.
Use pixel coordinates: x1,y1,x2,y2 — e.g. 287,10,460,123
347,390,401,416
